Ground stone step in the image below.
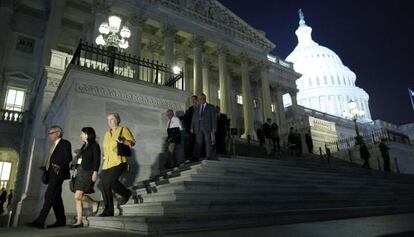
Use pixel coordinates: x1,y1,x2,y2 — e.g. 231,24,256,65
137,189,411,203
171,166,413,186
88,205,414,235
137,168,411,195
120,198,414,216
224,156,414,180
202,161,414,184
147,180,414,196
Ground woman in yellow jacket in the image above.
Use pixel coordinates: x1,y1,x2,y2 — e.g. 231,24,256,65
100,113,135,217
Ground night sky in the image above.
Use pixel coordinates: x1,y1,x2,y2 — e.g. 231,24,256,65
219,0,414,125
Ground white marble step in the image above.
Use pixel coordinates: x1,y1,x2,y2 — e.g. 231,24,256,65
88,205,414,235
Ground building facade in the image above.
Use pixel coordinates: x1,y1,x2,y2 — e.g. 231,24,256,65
0,0,300,224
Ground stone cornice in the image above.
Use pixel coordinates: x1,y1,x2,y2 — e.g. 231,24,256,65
73,82,183,110
159,0,275,51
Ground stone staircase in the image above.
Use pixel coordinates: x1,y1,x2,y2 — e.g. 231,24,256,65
88,156,414,235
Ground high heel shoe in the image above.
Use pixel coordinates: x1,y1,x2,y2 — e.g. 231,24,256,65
70,222,84,228
92,201,100,216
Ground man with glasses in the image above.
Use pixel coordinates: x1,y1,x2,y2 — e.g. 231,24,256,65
28,125,72,228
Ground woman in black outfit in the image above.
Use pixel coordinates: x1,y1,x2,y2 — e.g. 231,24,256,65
72,127,100,228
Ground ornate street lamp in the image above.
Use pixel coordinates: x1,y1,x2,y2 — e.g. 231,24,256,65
343,100,365,143
95,15,130,50
95,16,130,73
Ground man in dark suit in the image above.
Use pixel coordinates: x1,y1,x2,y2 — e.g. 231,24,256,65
184,95,198,161
262,118,272,155
28,125,72,228
215,106,228,155
191,94,217,160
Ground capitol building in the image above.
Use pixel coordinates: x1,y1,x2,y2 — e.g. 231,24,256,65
285,11,372,122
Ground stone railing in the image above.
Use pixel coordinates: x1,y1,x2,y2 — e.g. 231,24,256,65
0,109,23,123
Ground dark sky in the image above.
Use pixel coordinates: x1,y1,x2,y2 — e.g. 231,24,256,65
219,0,414,125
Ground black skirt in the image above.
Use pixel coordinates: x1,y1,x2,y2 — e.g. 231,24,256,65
74,166,95,194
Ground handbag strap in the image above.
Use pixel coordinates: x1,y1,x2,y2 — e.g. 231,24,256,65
109,127,124,136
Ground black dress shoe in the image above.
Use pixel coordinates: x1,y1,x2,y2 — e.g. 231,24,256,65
70,222,84,228
98,212,114,217
118,192,131,205
47,222,66,228
27,221,44,229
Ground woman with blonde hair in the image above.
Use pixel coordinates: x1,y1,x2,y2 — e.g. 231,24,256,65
100,113,136,217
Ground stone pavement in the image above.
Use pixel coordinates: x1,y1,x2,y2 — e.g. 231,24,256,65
1,213,414,237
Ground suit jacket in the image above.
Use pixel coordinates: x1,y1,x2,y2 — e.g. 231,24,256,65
262,123,271,138
78,142,101,172
184,106,195,132
191,103,217,133
49,139,72,180
216,113,228,136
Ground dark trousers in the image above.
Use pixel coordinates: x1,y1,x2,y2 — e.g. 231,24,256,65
35,171,66,225
362,159,371,169
100,163,130,215
272,138,280,152
383,156,390,171
216,133,226,155
0,201,4,215
185,132,197,161
166,142,178,168
194,130,213,160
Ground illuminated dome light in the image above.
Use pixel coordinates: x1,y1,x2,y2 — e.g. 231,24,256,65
108,16,122,33
95,35,106,46
120,26,131,38
118,39,129,49
172,65,182,74
99,22,110,35
285,9,372,122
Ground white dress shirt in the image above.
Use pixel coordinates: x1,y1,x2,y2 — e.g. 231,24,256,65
167,116,183,131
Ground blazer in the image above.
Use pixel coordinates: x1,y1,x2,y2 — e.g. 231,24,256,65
49,138,72,180
191,103,217,133
78,142,101,172
216,113,229,136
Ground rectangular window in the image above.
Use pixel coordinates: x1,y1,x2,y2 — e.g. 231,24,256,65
237,95,243,104
217,90,221,100
16,35,35,54
4,88,25,111
0,161,12,189
253,99,258,108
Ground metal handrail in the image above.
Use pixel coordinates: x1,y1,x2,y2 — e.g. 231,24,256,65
70,41,184,89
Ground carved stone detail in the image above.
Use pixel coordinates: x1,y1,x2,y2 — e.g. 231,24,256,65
74,82,183,110
147,40,162,52
159,0,275,50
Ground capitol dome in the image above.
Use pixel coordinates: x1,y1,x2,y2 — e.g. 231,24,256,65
285,10,372,121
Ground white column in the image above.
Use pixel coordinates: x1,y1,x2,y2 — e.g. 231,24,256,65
128,14,146,58
163,25,176,67
202,57,211,102
163,25,176,85
128,14,145,80
217,46,232,118
240,54,254,139
147,40,162,84
275,87,287,133
192,36,203,95
290,90,299,121
175,50,188,91
259,61,272,122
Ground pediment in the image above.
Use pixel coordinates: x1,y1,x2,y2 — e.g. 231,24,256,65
160,0,275,51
